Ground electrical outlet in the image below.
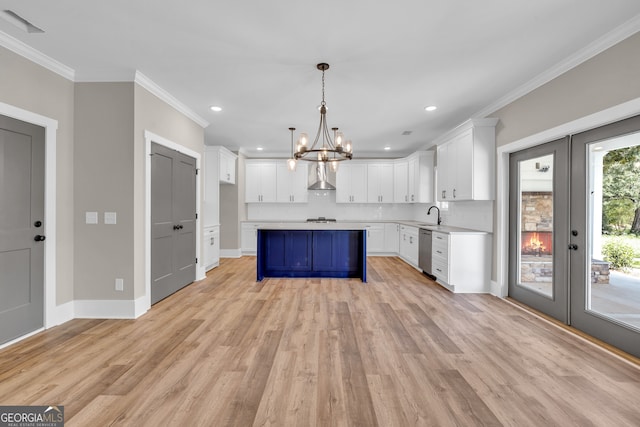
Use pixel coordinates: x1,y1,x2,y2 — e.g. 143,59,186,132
115,278,124,291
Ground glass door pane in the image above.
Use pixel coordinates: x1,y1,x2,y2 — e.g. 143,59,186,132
509,138,569,323
517,155,554,298
587,135,640,331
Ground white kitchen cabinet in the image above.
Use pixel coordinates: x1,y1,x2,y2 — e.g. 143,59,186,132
431,231,491,293
436,118,498,201
203,226,220,271
393,160,409,203
393,152,434,203
364,224,385,254
203,147,221,228
409,151,434,203
276,162,308,203
384,223,399,253
241,222,261,254
367,163,394,203
398,225,419,267
336,163,367,203
219,148,237,184
245,161,277,203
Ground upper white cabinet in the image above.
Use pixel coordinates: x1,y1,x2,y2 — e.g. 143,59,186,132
245,161,277,203
436,118,498,201
367,162,394,203
336,163,368,203
219,148,237,184
394,151,434,203
393,160,409,203
276,162,308,203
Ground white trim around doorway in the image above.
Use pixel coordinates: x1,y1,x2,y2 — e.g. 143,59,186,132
143,131,204,315
496,97,640,298
0,102,71,330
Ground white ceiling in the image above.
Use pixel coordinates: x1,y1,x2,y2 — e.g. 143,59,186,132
2,1,640,158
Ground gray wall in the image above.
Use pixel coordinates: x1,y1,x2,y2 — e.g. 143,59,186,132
491,32,640,147
0,46,75,305
74,82,135,300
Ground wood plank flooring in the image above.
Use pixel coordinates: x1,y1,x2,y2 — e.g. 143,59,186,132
1,256,640,426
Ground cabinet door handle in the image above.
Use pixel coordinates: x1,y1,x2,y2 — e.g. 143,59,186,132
453,189,456,198
436,250,442,254
409,236,413,244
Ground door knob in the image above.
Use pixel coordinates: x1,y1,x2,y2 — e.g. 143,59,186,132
34,235,46,242
568,244,578,250
34,221,42,228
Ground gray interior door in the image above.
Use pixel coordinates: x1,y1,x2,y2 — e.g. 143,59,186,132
0,115,45,344
151,143,196,304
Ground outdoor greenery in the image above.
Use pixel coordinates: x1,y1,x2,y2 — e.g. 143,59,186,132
602,234,640,269
602,238,636,269
602,145,640,234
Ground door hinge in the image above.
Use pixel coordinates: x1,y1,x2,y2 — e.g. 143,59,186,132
195,213,198,219
196,257,198,263
196,168,199,175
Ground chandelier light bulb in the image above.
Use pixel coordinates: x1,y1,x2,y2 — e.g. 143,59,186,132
287,158,297,171
299,133,308,147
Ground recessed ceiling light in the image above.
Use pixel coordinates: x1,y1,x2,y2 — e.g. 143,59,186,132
424,105,437,112
384,146,391,151
256,147,263,151
210,106,222,112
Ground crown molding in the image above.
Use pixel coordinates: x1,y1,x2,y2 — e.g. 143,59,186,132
0,30,75,81
134,71,209,129
474,14,640,119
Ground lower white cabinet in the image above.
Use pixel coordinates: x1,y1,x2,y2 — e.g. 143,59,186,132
398,225,419,267
241,222,261,254
384,223,399,253
431,231,491,293
203,226,220,271
364,224,385,254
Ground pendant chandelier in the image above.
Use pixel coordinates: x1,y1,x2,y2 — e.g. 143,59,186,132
287,63,353,172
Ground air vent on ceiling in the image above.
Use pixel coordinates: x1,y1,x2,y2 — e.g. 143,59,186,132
2,10,44,33
402,130,413,136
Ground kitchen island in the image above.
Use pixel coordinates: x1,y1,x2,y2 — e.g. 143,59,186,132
256,223,367,282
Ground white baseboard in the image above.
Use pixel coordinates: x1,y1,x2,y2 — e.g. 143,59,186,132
51,300,74,327
221,249,242,258
74,299,140,319
490,280,504,297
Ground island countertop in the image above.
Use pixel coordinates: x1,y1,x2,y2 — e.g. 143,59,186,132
256,222,367,231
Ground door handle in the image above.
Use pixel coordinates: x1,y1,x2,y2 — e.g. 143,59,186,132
34,235,46,242
568,244,578,250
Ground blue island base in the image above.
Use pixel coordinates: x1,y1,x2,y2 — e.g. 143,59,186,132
257,229,366,282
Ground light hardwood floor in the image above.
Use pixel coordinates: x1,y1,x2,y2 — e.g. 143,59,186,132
1,256,640,426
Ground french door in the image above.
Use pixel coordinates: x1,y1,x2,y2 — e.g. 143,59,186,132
509,138,570,323
510,115,640,358
570,115,640,357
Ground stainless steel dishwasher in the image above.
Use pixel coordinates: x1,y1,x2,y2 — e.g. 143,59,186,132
418,228,433,278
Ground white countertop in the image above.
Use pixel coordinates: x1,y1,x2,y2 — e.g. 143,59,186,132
242,220,489,234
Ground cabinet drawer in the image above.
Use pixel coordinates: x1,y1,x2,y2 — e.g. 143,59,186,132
432,259,449,283
432,247,448,264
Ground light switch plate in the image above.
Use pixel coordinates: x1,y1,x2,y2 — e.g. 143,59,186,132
86,211,98,224
104,212,117,225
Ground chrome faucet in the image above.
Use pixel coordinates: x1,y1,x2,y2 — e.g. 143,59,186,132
427,206,441,225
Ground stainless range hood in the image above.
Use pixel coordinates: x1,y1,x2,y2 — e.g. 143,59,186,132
308,162,336,190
